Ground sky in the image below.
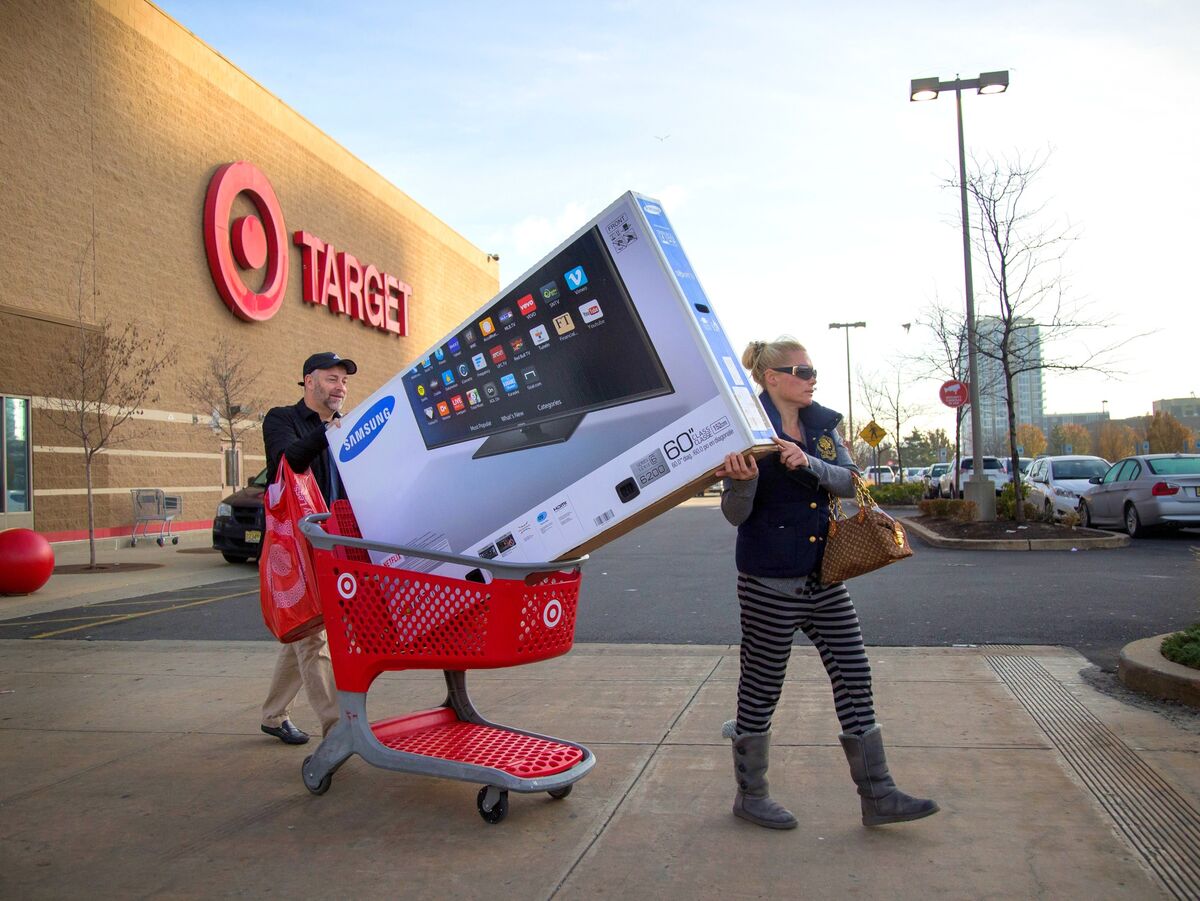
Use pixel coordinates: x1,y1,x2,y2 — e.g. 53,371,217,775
158,0,1200,436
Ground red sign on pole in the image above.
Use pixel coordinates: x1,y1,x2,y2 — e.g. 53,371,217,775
939,379,968,408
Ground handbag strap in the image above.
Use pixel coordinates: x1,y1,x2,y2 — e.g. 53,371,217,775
828,473,877,529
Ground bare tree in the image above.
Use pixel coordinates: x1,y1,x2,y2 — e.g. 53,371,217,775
181,335,266,485
858,362,926,481
42,256,172,567
958,150,1128,523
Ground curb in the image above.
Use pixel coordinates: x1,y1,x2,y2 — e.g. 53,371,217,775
1118,634,1200,708
901,516,1130,551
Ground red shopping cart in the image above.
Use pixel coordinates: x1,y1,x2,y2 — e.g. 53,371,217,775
296,503,593,824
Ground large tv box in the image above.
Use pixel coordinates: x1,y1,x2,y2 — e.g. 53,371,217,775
331,192,775,573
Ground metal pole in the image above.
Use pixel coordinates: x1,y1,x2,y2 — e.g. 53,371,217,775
844,326,854,445
955,82,992,519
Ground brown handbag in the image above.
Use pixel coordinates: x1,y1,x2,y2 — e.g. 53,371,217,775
819,475,913,583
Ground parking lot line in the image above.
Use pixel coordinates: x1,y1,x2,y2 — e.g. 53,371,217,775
30,589,258,640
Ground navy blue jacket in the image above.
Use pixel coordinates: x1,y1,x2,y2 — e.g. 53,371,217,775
733,394,851,578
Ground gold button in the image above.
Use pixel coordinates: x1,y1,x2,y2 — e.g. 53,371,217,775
809,502,818,509
809,536,817,543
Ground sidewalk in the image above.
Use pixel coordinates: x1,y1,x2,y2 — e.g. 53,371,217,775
2,638,1198,899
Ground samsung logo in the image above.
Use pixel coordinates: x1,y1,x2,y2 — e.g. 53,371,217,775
536,511,548,524
642,203,662,215
339,396,396,462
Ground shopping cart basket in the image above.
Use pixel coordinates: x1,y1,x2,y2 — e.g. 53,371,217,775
297,505,593,824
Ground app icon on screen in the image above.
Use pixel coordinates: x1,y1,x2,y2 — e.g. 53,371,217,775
498,308,514,324
479,317,496,337
472,353,487,371
553,312,575,335
423,406,434,421
522,366,538,383
501,374,519,393
540,281,559,302
509,336,525,354
466,388,482,406
518,293,537,316
579,299,603,323
434,347,446,362
450,394,465,413
421,356,432,370
437,401,451,417
490,345,507,365
448,337,461,354
441,370,455,387
564,266,588,290
482,381,498,399
457,363,470,378
463,327,477,343
530,324,550,346
416,384,426,397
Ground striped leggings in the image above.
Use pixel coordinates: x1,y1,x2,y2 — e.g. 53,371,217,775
735,573,876,737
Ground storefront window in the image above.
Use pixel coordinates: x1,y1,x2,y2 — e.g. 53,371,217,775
3,396,31,513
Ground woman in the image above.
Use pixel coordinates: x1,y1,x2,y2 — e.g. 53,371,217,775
715,337,938,830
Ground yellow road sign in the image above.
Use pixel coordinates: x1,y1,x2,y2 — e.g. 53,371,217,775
859,420,887,448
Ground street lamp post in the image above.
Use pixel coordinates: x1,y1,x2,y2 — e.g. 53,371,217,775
829,321,866,454
910,70,1008,521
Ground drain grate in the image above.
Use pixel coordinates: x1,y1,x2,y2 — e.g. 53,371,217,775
987,654,1200,900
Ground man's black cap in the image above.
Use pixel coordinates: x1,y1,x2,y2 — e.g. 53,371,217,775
298,352,358,386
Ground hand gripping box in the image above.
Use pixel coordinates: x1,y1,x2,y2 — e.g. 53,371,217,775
330,192,776,574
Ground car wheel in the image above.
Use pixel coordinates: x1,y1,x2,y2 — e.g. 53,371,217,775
1079,501,1093,529
1125,503,1146,538
222,552,249,564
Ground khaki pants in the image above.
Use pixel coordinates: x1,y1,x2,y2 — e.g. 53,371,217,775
260,629,339,736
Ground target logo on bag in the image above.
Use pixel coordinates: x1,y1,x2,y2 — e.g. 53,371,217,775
203,162,290,322
542,598,563,629
336,572,358,600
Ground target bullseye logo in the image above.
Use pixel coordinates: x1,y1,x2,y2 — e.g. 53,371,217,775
203,161,289,322
542,598,563,629
336,572,357,600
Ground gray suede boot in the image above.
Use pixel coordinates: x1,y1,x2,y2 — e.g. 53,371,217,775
838,724,939,826
725,722,798,830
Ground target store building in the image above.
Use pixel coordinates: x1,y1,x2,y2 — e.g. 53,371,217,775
0,0,498,539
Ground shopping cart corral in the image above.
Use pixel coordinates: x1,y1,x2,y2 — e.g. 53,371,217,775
129,489,183,546
297,505,594,824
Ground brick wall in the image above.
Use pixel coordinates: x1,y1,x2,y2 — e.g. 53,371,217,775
0,0,499,535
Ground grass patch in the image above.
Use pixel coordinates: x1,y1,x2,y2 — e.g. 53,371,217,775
1161,624,1200,670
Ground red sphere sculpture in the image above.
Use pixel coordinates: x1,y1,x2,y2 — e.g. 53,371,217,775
0,529,55,595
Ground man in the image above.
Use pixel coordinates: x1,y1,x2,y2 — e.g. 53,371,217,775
258,352,357,745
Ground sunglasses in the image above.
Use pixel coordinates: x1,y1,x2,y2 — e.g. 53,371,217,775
770,365,817,380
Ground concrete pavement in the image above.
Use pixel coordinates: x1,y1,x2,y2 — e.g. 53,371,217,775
2,637,1198,899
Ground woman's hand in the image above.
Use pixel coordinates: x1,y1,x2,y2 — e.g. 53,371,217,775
715,451,758,481
772,436,809,470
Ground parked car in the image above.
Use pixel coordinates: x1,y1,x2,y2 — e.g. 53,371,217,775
1077,454,1200,537
938,456,1006,498
864,465,896,485
1024,455,1110,520
212,467,268,563
900,466,926,483
924,462,950,498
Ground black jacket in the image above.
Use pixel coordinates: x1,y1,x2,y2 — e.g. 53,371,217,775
262,399,340,501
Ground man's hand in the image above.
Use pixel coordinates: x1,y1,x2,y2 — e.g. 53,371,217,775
715,451,758,481
772,436,809,470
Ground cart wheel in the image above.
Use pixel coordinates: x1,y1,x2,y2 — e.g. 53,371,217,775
547,785,572,800
130,538,138,547
477,786,509,824
171,537,179,545
156,537,165,547
302,755,332,796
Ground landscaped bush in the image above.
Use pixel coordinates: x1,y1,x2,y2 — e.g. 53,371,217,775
996,482,1039,521
1161,624,1200,671
867,481,924,505
918,498,977,521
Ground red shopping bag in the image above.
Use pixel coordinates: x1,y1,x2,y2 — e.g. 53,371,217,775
259,459,327,643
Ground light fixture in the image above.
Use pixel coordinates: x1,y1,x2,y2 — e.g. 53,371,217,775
486,253,500,262
910,77,940,102
978,70,1009,94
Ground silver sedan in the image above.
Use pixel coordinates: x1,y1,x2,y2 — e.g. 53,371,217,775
1078,454,1200,537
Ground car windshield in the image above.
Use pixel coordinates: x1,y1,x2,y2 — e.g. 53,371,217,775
961,459,1002,470
250,467,269,488
1052,460,1109,480
930,464,948,475
1147,457,1200,475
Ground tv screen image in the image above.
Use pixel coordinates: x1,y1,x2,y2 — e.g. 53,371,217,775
400,226,673,458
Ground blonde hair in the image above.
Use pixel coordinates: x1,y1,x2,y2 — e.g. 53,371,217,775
741,337,807,386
